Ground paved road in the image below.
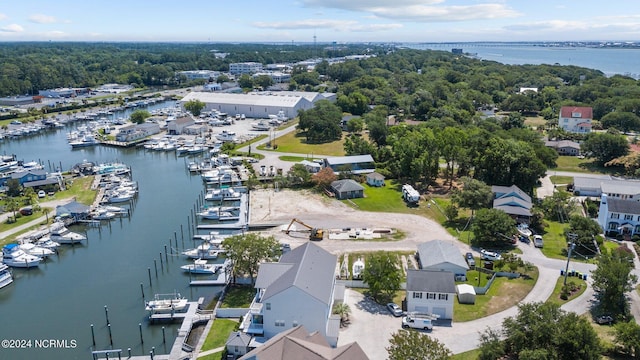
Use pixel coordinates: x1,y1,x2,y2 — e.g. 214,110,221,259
0,197,75,241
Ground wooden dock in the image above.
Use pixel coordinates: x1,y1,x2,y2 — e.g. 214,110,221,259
189,259,231,286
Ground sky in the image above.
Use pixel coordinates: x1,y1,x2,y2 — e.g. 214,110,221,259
0,1,639,43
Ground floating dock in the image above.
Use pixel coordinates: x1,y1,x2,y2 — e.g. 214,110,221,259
189,259,231,286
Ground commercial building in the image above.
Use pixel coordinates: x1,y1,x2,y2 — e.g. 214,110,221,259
177,70,220,81
230,62,264,75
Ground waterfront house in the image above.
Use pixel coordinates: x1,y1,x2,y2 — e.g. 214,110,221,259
559,106,592,133
416,240,469,281
115,123,160,142
598,194,640,237
167,116,195,135
56,201,90,221
330,179,364,200
299,160,322,174
323,154,375,175
226,331,252,358
492,184,532,222
239,326,368,360
366,172,385,187
243,242,342,347
405,269,455,320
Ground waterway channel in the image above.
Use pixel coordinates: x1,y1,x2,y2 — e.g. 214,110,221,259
0,101,226,360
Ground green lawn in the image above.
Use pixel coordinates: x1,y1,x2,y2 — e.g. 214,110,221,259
346,181,413,213
220,285,255,308
546,275,587,306
554,156,615,174
257,130,346,156
540,220,570,260
64,176,98,205
201,319,238,352
278,155,308,162
451,349,481,360
550,175,574,185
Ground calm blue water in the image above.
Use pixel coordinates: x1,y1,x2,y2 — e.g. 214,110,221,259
0,102,225,360
407,43,640,78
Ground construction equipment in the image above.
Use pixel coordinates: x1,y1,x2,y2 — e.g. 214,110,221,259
285,218,324,241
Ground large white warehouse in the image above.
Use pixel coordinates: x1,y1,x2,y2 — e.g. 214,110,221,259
179,91,335,120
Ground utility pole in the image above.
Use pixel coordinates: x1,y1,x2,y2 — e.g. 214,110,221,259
564,233,577,286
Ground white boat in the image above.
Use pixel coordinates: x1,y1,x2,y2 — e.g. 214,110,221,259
205,187,242,201
180,259,221,274
145,292,189,313
35,237,61,250
105,189,136,203
517,223,532,237
0,264,13,289
70,135,99,148
352,258,365,279
182,242,221,260
49,223,87,244
2,244,42,268
91,207,116,220
251,120,271,131
18,242,55,258
187,145,205,155
216,130,237,142
197,207,239,220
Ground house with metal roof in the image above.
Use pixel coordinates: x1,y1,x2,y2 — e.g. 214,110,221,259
323,155,375,175
491,185,532,220
598,194,640,236
366,172,385,187
573,177,640,200
559,106,592,133
544,140,581,156
405,269,456,319
243,243,342,347
239,325,368,360
416,240,469,280
330,179,364,200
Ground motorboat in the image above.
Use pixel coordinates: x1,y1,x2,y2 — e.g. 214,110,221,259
197,207,239,220
35,237,61,250
91,207,116,220
49,223,87,244
180,259,221,274
102,205,129,216
251,120,271,131
145,292,189,313
2,244,42,268
18,242,55,258
69,135,99,148
182,242,221,260
517,223,532,237
216,130,237,142
352,258,365,280
0,264,13,289
205,187,242,201
105,189,136,203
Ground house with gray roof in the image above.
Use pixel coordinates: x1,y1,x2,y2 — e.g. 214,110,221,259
574,177,640,200
330,179,364,199
242,242,342,347
366,172,385,187
405,269,455,319
226,331,252,358
544,140,581,156
416,240,469,280
240,325,368,360
598,194,640,237
492,184,532,220
323,155,375,175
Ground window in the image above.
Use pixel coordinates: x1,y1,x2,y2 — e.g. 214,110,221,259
275,320,285,327
412,292,422,299
611,213,620,219
625,214,633,220
265,303,271,310
438,294,448,301
427,293,436,300
293,321,298,327
608,222,619,230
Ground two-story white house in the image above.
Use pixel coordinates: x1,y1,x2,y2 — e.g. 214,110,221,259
405,269,455,320
559,106,593,133
598,194,640,236
243,242,343,347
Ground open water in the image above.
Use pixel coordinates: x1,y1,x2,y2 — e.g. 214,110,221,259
0,101,226,360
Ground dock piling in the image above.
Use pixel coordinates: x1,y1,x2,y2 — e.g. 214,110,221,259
159,252,163,271
104,305,110,325
154,259,158,277
91,324,96,347
147,268,152,287
108,323,113,346
139,323,144,344
162,326,166,343
140,283,145,299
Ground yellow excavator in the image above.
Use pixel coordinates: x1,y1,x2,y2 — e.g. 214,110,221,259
285,218,324,241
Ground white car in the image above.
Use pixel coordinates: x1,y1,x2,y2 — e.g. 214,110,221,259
37,190,46,198
480,249,502,261
386,303,403,317
533,235,544,248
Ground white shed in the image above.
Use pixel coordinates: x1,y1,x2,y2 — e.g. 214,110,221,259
456,284,476,304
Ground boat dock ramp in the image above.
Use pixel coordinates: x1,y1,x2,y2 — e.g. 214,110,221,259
196,193,248,231
188,258,232,286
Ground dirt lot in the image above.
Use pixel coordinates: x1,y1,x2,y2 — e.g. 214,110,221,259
249,188,466,255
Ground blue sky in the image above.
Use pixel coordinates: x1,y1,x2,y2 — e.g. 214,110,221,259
1,1,639,42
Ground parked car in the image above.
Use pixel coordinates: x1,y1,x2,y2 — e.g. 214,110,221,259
596,315,613,325
19,206,33,216
480,249,502,261
387,303,403,317
38,190,46,198
533,235,544,248
465,252,476,267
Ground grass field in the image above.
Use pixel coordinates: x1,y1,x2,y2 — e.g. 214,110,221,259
546,275,587,306
200,319,238,353
346,181,414,213
258,130,346,156
540,220,570,260
220,285,255,308
555,156,616,174
278,155,308,162
550,175,574,185
524,116,547,129
454,267,539,322
451,349,481,360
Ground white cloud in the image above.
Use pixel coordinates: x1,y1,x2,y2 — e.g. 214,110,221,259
253,19,356,30
0,24,24,32
29,14,57,24
43,30,67,38
349,23,404,32
301,0,518,22
0,13,8,21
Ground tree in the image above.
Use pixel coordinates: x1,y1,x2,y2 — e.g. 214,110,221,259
479,302,601,360
346,117,364,134
601,111,640,132
361,251,403,302
311,167,337,190
332,302,351,327
286,164,311,188
254,75,274,90
386,329,452,360
613,321,640,358
129,109,151,124
471,208,517,246
343,134,375,156
221,233,279,285
297,100,343,143
451,177,492,217
6,179,21,197
183,99,205,117
216,74,230,83
540,191,574,222
5,197,20,222
581,132,629,164
237,74,254,90
591,248,638,318
565,215,602,255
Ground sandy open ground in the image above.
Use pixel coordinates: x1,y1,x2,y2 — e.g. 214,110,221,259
249,188,465,255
